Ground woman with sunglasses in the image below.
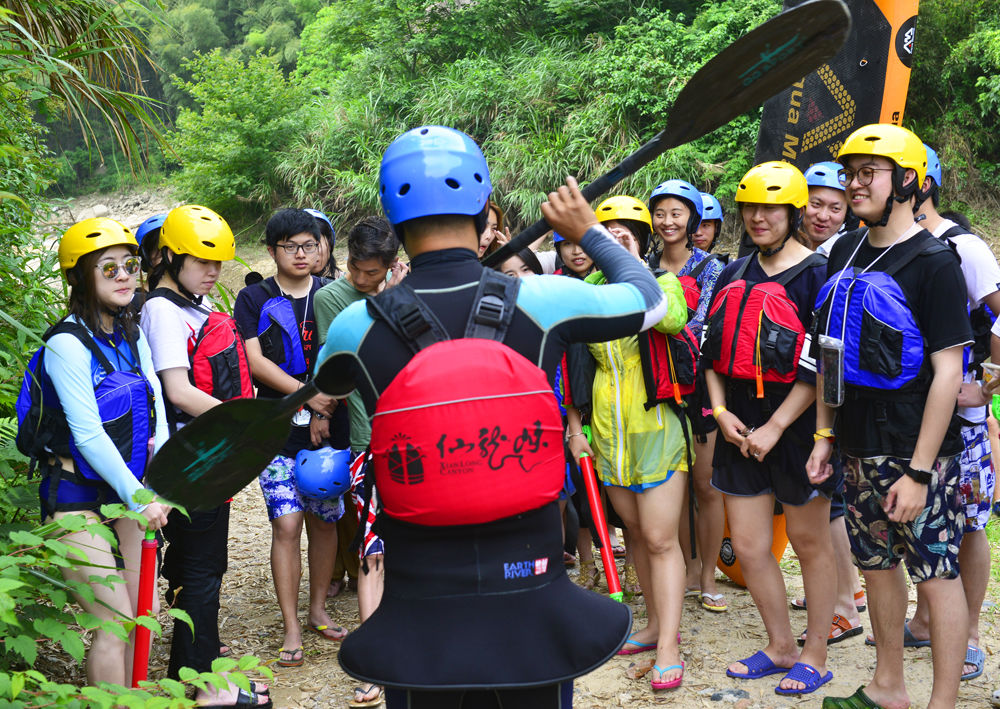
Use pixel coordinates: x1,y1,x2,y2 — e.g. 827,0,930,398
40,218,169,686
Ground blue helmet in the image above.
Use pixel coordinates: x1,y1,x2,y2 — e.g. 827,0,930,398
804,161,844,191
923,144,942,186
304,208,335,244
379,126,492,229
294,447,351,500
552,232,565,244
648,179,703,236
700,192,723,223
136,213,167,272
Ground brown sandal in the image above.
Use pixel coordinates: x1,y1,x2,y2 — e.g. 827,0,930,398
578,560,600,590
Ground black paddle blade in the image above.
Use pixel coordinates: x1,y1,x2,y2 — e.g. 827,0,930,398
145,383,317,510
482,0,850,267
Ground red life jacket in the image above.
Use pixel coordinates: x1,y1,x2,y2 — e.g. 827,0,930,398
147,289,254,425
703,253,823,397
367,271,564,526
638,325,699,407
676,254,721,318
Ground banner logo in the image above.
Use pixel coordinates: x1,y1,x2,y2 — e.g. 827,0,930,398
895,17,916,68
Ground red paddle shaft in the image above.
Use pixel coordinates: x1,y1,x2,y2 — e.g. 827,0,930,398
131,529,157,687
578,453,623,600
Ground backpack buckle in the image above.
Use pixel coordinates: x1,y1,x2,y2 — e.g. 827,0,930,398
473,294,504,328
397,304,432,341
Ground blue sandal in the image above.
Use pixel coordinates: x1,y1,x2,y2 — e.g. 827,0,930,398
774,662,833,696
726,650,788,679
962,645,985,681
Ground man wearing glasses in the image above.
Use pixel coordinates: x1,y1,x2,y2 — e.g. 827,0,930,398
234,208,348,669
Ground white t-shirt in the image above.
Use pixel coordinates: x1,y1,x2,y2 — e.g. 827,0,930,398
536,249,557,275
934,219,1000,423
140,293,213,374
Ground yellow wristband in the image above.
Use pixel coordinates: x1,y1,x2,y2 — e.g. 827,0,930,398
813,427,835,442
712,405,727,420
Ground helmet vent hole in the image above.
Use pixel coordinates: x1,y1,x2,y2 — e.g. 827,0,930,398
864,136,879,143
474,173,483,183
445,178,460,189
200,216,212,221
85,232,101,239
420,128,429,135
380,185,386,194
399,183,411,196
202,240,214,248
767,185,780,191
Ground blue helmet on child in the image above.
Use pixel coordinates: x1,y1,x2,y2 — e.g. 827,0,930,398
648,179,703,236
295,447,351,500
304,208,335,243
379,126,492,231
136,213,167,272
804,161,844,191
700,193,724,223
923,144,942,186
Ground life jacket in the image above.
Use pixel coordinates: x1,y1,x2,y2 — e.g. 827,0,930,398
813,229,945,394
146,288,254,426
254,278,308,377
366,270,564,526
937,224,995,375
638,326,699,408
703,252,825,396
677,254,721,318
16,320,154,513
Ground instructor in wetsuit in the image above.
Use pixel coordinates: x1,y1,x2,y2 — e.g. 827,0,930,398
315,125,677,709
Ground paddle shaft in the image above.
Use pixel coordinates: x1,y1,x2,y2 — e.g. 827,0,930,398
130,529,157,687
578,453,623,600
482,0,850,268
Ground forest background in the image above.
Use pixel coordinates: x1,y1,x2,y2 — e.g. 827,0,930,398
0,0,999,704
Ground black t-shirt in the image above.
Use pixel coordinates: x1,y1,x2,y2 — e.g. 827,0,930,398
819,228,972,458
234,275,348,456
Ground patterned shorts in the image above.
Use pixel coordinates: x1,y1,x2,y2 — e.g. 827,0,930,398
844,455,963,583
958,422,996,532
259,454,344,523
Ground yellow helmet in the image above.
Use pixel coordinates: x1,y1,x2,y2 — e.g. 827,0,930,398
736,161,808,208
159,205,235,261
59,217,137,275
595,195,653,230
837,123,926,186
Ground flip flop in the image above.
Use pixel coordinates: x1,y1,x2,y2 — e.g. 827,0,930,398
651,662,683,690
864,619,929,648
792,589,866,612
276,646,303,667
348,684,385,707
726,650,789,679
616,632,657,656
684,587,702,599
798,613,863,645
962,645,985,681
821,686,886,708
774,661,833,696
307,622,348,641
701,591,728,612
199,688,273,708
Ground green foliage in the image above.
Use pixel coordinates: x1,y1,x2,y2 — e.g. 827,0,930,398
0,503,272,705
167,49,311,215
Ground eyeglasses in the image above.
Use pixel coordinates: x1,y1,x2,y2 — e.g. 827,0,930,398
276,241,319,255
837,166,894,187
96,257,141,279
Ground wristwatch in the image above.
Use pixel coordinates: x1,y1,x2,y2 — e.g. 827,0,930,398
903,464,932,485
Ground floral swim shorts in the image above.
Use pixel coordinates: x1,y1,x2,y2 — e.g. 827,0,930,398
259,454,344,523
843,455,963,584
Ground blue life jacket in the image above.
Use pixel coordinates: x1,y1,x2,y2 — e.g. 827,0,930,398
256,278,309,377
16,320,154,514
814,229,941,393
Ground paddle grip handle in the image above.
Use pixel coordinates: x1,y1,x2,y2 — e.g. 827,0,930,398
578,453,623,600
131,529,158,687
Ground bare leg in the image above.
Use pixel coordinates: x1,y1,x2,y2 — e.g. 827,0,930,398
723,494,798,675
922,575,968,708
860,566,910,709
270,511,304,659
779,497,833,690
830,515,862,625
693,432,724,599
304,512,343,637
357,553,384,622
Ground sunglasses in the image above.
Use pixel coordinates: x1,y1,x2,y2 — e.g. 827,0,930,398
96,257,141,279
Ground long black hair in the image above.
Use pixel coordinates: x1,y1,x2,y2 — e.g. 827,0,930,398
66,247,139,337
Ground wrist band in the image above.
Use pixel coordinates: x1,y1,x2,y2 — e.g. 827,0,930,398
813,427,834,442
567,432,586,439
712,405,727,420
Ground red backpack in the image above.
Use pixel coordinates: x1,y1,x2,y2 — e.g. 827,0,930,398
366,271,565,526
703,253,823,397
147,288,254,425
